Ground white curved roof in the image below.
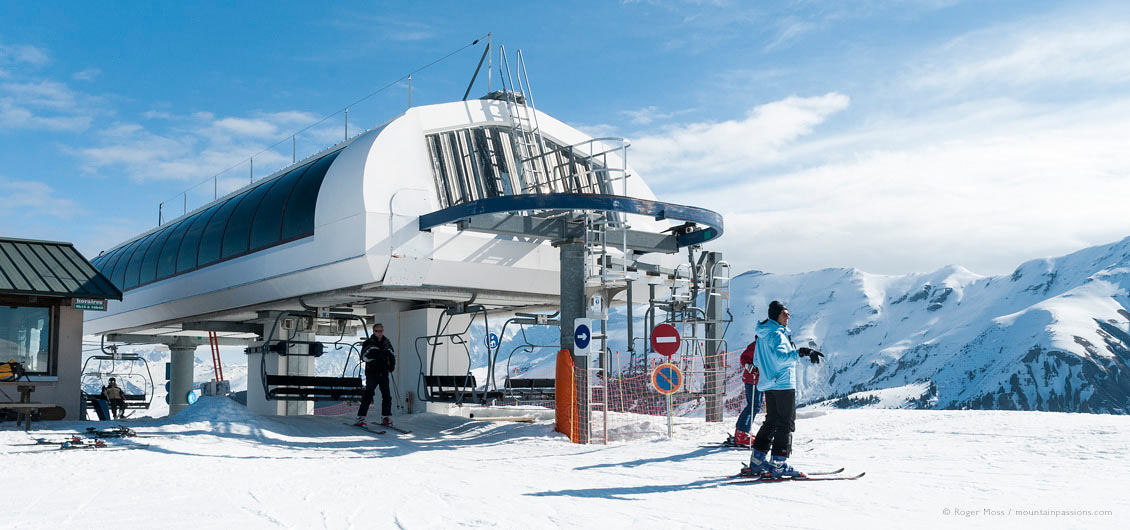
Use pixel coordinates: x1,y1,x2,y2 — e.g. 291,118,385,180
84,99,675,337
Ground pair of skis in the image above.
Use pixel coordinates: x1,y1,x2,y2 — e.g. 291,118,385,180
702,437,814,450
343,422,413,436
718,467,865,483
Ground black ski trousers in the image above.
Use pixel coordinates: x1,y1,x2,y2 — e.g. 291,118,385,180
358,363,391,417
752,389,796,458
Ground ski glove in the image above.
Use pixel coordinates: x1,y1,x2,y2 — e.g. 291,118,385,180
798,347,825,364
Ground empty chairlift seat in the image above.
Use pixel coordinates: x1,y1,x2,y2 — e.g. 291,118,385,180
503,377,556,400
264,374,366,401
252,337,367,402
424,374,479,403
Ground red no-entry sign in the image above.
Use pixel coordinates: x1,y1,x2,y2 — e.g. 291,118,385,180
651,324,681,357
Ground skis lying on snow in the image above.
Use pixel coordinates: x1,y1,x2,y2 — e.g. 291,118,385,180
382,424,412,434
82,425,143,438
14,436,148,451
343,422,387,435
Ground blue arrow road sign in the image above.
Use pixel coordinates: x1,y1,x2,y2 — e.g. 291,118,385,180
575,324,591,351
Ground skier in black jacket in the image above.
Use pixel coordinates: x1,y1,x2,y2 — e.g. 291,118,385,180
354,323,396,428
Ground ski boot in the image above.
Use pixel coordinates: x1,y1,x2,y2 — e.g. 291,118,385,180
744,449,774,477
353,416,367,427
765,456,806,479
381,416,393,427
733,429,752,446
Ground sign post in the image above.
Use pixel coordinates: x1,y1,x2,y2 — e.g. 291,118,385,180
651,362,683,438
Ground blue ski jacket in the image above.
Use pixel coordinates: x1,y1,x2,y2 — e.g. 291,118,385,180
753,318,799,392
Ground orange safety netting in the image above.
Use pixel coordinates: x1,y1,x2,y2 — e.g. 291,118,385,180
554,349,577,442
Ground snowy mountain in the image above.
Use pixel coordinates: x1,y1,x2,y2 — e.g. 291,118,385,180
720,235,1130,414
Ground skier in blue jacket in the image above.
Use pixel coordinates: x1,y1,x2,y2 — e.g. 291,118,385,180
747,301,824,478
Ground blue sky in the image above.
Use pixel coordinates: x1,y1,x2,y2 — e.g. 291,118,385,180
3,0,1129,275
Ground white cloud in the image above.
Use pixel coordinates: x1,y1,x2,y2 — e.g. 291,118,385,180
635,7,1130,276
630,93,850,186
70,107,337,217
909,14,1130,95
72,67,102,81
0,79,98,132
0,42,49,66
621,105,694,125
0,177,83,220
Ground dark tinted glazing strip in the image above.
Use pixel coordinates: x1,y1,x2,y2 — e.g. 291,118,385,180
281,151,339,240
156,215,195,280
139,224,177,285
177,203,223,273
98,246,127,278
197,195,245,266
221,180,276,259
249,164,309,250
110,239,145,289
123,232,159,289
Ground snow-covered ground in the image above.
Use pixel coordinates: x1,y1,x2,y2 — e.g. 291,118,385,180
3,398,1126,529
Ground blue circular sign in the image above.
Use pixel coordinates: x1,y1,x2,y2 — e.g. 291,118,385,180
487,333,499,351
574,324,591,350
186,391,198,405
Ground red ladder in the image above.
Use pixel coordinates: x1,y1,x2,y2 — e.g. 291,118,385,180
208,331,224,381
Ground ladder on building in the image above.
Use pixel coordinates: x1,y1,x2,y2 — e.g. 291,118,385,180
497,46,552,194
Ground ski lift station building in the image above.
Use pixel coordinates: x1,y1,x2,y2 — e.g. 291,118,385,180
1,237,122,421
82,94,726,430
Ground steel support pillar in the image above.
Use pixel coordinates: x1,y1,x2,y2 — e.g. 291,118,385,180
558,239,589,443
703,251,724,422
168,338,197,416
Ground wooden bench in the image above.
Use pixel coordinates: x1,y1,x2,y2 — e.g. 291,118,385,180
0,402,58,430
0,382,57,430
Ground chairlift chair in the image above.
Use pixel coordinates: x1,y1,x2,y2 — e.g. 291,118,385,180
80,353,155,415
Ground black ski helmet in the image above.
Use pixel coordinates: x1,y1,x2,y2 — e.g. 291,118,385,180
768,301,788,321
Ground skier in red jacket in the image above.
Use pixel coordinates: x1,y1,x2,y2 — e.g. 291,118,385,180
732,339,763,446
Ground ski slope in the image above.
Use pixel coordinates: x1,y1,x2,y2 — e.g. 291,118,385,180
2,398,1125,529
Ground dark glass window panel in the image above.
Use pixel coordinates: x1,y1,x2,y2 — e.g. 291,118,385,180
139,224,178,285
0,306,51,374
156,215,195,280
99,246,128,277
221,180,276,259
177,203,223,273
197,195,245,267
281,151,339,240
123,232,159,289
249,165,310,250
110,239,145,289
